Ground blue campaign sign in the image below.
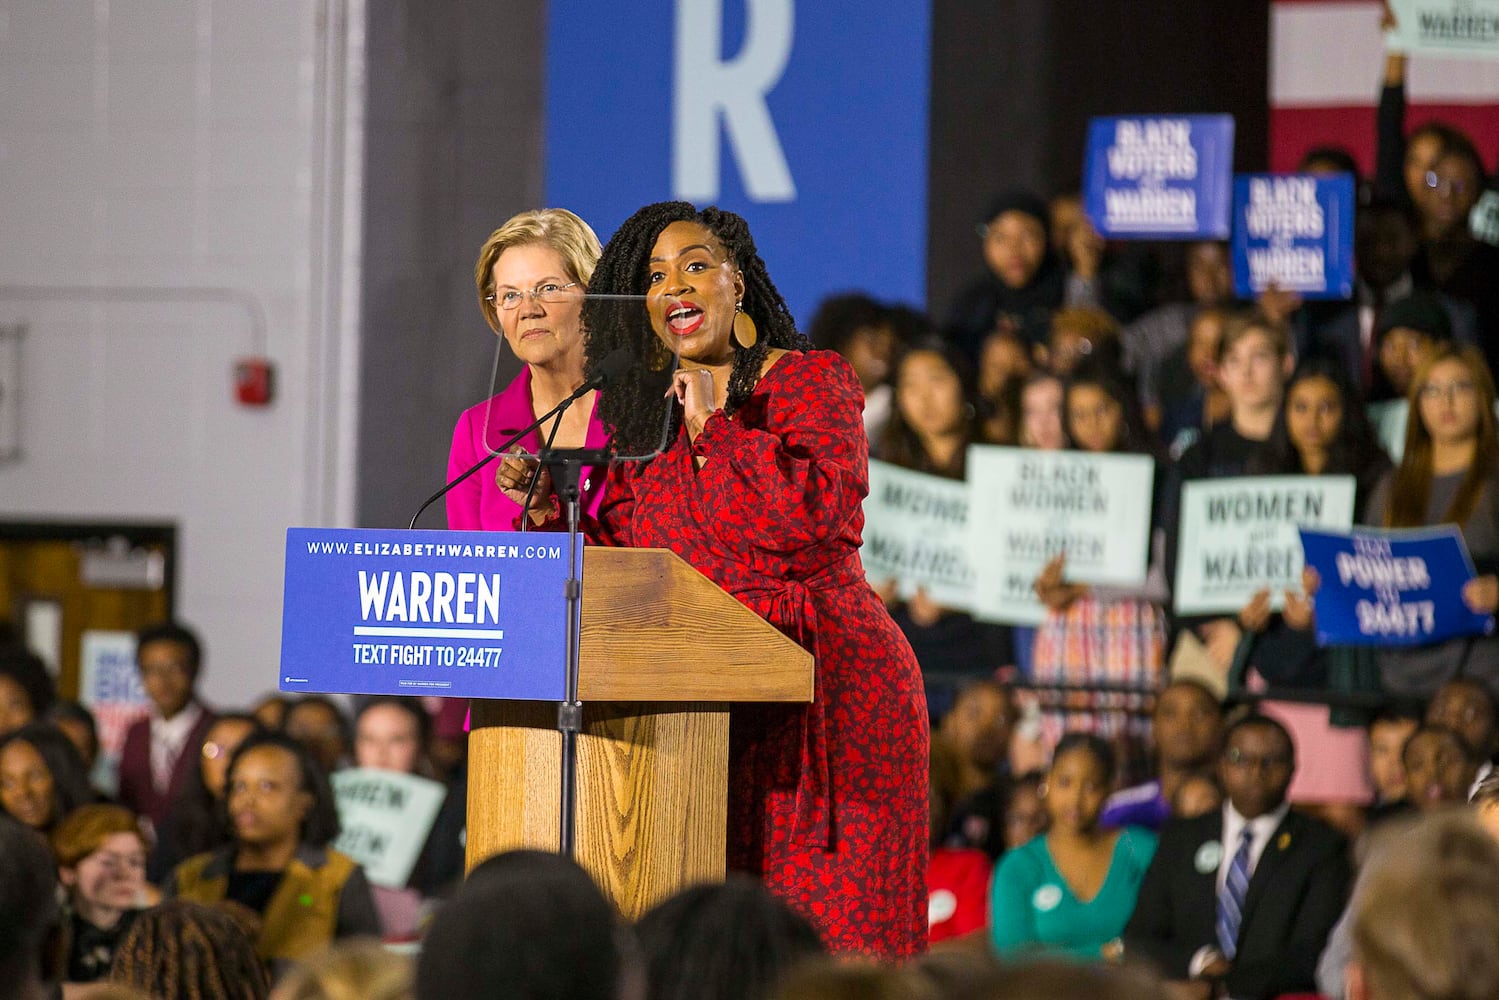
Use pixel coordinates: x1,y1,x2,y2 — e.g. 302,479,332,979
279,528,581,700
1083,115,1235,239
1232,173,1356,300
1299,526,1494,647
543,0,930,325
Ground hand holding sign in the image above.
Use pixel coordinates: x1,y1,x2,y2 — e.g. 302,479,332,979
1282,569,1318,632
1464,575,1499,615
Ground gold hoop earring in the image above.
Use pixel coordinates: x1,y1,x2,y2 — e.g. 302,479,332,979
733,301,759,349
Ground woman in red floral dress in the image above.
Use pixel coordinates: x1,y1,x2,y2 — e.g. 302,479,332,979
501,202,929,958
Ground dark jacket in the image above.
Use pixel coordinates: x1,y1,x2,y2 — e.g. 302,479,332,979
1123,808,1351,999
117,705,217,831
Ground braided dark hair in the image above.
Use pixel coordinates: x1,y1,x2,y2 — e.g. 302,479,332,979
583,201,810,455
110,899,270,1000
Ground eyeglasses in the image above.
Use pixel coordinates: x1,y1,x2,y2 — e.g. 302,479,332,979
1222,748,1292,771
1424,171,1472,198
1418,380,1477,401
487,282,580,311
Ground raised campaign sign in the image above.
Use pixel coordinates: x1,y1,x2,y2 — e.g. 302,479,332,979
279,528,580,700
1175,475,1356,616
1084,114,1235,239
332,768,448,890
1231,173,1356,300
1386,0,1499,59
862,460,973,611
966,447,1155,626
1299,526,1496,646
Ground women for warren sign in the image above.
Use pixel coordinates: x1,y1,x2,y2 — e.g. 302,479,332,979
1175,475,1356,615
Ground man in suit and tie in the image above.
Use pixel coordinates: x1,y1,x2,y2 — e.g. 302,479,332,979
117,622,216,838
1124,714,1351,1000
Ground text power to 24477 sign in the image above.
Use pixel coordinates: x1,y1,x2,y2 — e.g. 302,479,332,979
279,528,581,700
1299,526,1495,646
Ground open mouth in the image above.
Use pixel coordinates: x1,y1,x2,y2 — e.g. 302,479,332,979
666,303,705,336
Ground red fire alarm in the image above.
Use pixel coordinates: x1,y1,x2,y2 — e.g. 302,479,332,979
234,357,275,406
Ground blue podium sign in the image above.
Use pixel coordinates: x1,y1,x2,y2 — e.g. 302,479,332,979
1232,173,1356,300
1083,115,1235,239
279,528,580,699
1299,526,1494,647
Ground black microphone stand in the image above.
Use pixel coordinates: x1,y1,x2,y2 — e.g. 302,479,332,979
407,391,583,530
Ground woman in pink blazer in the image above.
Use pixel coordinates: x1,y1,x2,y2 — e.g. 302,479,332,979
446,208,609,530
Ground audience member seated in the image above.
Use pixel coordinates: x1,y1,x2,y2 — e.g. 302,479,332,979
118,622,217,837
251,694,289,732
876,341,1012,686
1364,705,1421,824
990,734,1157,960
167,732,379,967
0,723,95,840
928,740,992,944
945,191,1065,358
1402,723,1480,813
46,701,100,785
1049,190,1158,325
148,712,262,882
975,329,1031,444
109,899,270,1000
935,681,1016,858
1125,714,1351,1000
912,957,1171,1000
1035,307,1122,378
0,815,60,1000
1102,680,1225,832
416,850,628,1000
1154,306,1230,452
1366,291,1459,459
1357,344,1499,702
807,293,903,448
1162,313,1296,682
1316,722,1481,997
1300,200,1474,403
352,698,465,907
1031,362,1166,763
283,697,352,777
1236,358,1391,833
51,805,149,984
635,877,824,1000
1347,813,1499,1000
0,644,56,737
1425,677,1498,789
1122,240,1234,429
1002,771,1049,851
270,938,413,1000
1409,132,1499,374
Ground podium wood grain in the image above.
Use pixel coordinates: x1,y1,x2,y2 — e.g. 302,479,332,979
466,547,812,919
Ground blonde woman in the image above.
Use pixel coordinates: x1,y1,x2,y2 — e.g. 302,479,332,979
446,208,606,530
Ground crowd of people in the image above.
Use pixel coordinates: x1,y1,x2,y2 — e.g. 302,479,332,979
4,20,1499,1000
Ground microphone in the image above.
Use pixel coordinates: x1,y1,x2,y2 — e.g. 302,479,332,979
407,348,635,529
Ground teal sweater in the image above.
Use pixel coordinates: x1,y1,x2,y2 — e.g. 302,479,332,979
989,826,1158,960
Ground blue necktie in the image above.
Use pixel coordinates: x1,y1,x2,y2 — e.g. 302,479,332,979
1216,828,1254,959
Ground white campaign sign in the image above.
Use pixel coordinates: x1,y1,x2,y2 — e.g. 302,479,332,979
966,447,1155,626
1387,0,1499,59
1175,475,1357,615
332,768,447,890
862,460,974,610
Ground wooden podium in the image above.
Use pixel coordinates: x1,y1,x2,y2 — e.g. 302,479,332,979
465,547,814,919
